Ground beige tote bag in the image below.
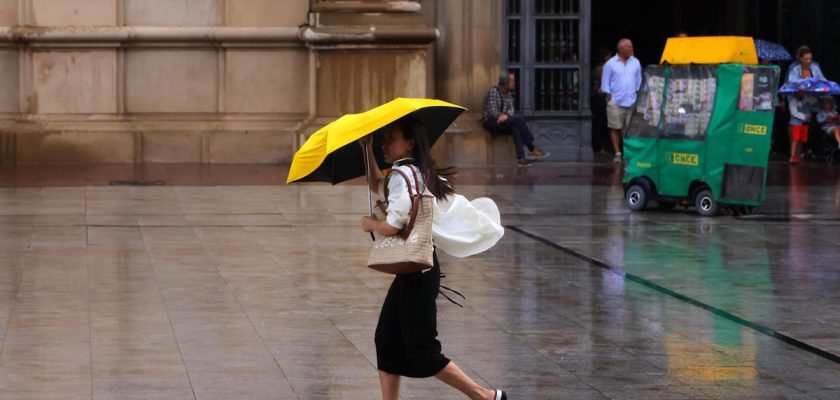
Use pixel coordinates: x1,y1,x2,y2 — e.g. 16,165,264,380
367,167,434,274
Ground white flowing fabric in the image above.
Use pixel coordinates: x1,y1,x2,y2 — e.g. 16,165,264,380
432,194,504,258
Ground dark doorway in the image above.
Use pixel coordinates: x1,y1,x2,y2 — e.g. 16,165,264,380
591,0,781,68
591,0,840,79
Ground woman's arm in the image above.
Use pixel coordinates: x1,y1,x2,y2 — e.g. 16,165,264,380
789,99,808,121
361,216,401,236
813,62,826,80
359,135,383,194
360,166,413,237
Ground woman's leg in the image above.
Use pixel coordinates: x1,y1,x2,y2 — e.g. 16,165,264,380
378,370,401,400
435,361,496,400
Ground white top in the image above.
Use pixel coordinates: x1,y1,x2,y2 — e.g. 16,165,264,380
375,162,504,258
600,55,642,107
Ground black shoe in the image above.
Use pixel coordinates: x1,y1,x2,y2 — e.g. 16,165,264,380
494,389,507,400
517,158,533,167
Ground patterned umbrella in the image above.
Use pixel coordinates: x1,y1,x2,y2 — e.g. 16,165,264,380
754,39,792,61
779,78,840,95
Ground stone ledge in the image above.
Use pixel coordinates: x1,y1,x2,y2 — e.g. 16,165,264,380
0,26,437,47
444,114,517,166
0,123,301,165
299,26,437,45
0,26,300,43
443,113,596,165
311,1,421,13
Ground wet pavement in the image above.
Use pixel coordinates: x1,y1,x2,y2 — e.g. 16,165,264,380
0,160,838,399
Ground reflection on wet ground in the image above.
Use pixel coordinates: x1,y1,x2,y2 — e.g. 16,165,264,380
0,160,838,399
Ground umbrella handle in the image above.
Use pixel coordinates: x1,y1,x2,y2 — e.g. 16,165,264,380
363,142,375,242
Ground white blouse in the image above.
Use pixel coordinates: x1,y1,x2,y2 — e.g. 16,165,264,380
375,162,504,258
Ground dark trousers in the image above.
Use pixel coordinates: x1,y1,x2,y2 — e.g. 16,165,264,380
483,115,536,159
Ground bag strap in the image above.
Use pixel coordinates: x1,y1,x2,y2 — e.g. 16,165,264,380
385,166,427,240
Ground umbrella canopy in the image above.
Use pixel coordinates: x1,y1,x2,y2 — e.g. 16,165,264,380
779,78,840,95
287,97,466,184
754,39,792,61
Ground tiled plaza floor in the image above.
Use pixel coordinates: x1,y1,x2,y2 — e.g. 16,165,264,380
0,160,838,399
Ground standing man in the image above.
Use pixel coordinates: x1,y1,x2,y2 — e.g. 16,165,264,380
600,38,642,162
482,72,550,166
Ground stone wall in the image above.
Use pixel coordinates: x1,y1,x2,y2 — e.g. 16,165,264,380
0,0,433,165
0,0,591,166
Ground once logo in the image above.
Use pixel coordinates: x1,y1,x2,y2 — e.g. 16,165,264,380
668,153,699,166
739,124,768,135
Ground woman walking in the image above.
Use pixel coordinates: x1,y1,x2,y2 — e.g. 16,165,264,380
360,116,507,400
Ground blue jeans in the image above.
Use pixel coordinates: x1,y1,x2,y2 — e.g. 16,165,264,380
483,115,536,159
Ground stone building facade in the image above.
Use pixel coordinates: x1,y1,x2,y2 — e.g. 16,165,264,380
0,0,593,165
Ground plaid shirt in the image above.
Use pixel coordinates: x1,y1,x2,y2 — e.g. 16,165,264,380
482,86,515,122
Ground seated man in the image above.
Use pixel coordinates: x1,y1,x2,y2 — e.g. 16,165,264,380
481,71,549,166
816,96,840,150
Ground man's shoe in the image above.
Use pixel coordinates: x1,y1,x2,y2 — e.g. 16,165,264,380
613,152,623,162
517,158,533,167
529,148,550,159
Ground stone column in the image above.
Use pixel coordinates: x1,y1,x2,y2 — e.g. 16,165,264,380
300,0,439,156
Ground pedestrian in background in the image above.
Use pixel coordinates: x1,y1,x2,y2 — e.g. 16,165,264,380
788,91,817,164
786,45,826,83
600,38,642,162
481,72,550,167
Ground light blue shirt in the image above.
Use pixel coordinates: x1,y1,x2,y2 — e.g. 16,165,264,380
600,55,642,107
786,61,826,83
788,95,817,126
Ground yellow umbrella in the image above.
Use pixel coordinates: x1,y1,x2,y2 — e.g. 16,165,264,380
286,97,466,184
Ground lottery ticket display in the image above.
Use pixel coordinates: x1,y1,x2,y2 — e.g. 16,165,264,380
662,77,716,138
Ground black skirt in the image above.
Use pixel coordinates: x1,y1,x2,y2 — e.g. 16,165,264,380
374,252,450,378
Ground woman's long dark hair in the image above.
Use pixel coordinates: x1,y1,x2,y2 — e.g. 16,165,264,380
395,116,456,201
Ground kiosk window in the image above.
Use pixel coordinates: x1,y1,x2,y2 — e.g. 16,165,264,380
738,67,780,112
660,65,717,141
625,65,665,139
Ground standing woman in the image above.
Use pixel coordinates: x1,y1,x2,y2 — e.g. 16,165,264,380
786,45,826,83
360,116,507,400
785,46,825,162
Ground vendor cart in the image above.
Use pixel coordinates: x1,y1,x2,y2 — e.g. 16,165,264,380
623,36,781,216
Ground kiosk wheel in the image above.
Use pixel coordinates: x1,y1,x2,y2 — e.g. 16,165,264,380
625,184,649,211
694,189,719,216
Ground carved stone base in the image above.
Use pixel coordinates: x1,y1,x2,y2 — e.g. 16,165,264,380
529,117,594,162
443,113,594,166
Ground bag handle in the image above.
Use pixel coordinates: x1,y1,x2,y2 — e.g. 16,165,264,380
382,166,427,240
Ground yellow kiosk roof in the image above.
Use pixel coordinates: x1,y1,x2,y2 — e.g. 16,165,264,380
660,36,758,65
